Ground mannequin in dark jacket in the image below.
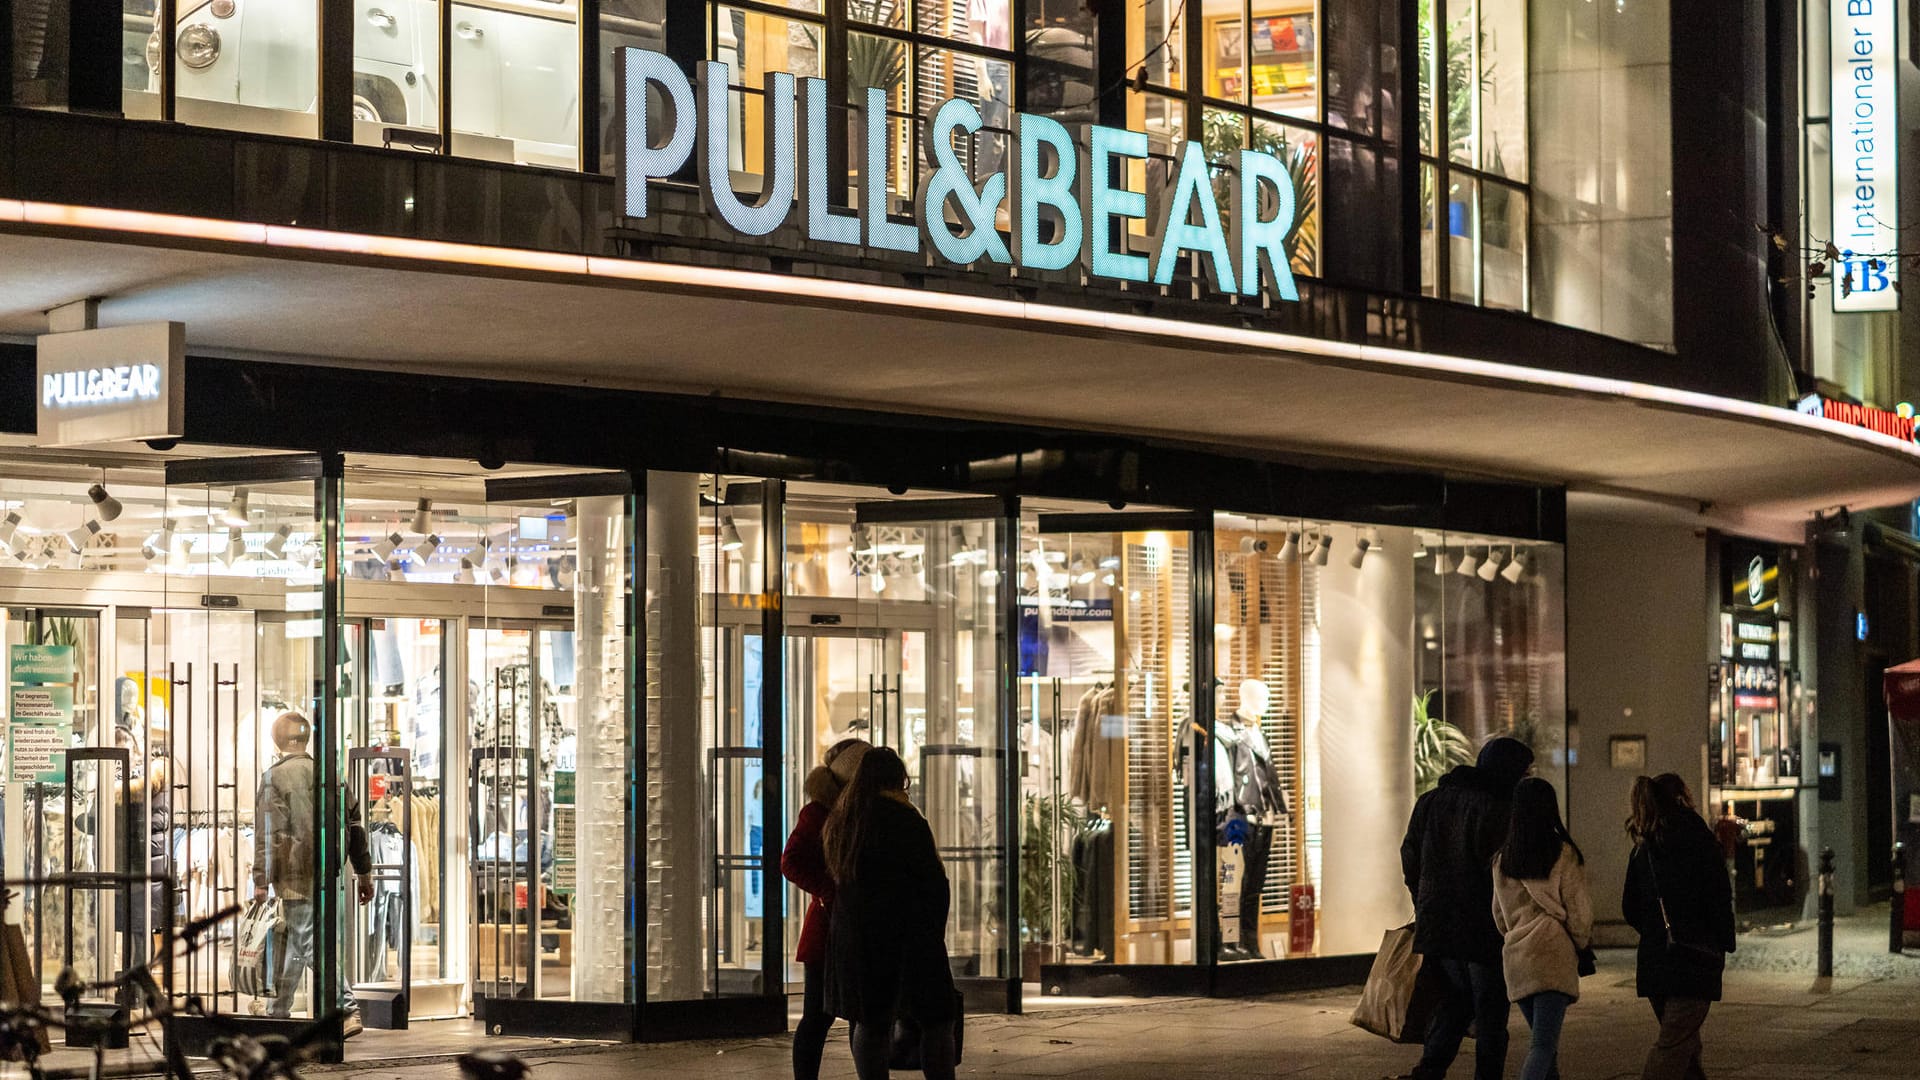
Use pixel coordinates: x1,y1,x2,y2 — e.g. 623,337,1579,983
1397,736,1535,1080
823,748,956,1080
1621,774,1735,1080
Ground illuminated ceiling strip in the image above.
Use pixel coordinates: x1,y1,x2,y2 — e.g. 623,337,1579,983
4,197,1918,464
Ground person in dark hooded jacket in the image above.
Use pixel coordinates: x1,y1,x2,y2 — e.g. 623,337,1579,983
1395,736,1535,1080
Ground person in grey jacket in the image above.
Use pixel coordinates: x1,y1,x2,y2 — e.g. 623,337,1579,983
252,712,374,1022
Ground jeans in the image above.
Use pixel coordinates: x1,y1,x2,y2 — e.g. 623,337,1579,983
793,962,834,1080
1415,958,1510,1080
270,899,357,1018
1643,997,1711,1080
1517,991,1573,1080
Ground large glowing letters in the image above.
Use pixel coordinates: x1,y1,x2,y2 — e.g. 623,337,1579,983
862,86,920,255
1081,125,1151,283
1151,140,1236,293
797,77,861,247
1010,114,1082,272
615,48,696,219
696,61,795,236
612,46,1300,303
1232,150,1300,301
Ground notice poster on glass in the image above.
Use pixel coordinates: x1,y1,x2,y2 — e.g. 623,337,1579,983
744,635,765,920
9,644,76,783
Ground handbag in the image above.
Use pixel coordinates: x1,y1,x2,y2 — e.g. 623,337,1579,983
1644,850,1722,963
233,898,285,999
888,989,965,1070
1351,924,1447,1043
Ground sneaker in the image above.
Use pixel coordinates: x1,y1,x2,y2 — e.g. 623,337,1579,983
341,1009,363,1040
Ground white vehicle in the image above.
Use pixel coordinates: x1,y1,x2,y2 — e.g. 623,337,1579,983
147,0,582,167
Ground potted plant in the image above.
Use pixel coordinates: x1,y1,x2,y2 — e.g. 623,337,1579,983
1413,690,1472,795
1019,791,1084,980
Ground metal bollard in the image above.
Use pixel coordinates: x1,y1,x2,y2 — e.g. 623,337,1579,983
1817,846,1835,980
1895,842,1908,955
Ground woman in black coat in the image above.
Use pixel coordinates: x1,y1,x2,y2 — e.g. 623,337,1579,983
1621,773,1736,1080
822,747,957,1080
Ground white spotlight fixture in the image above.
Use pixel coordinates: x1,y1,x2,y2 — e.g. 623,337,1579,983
221,488,250,528
1098,556,1121,570
457,558,478,584
978,568,1001,587
1478,547,1504,581
1299,532,1319,559
719,514,744,552
66,519,102,554
264,524,293,558
413,533,442,561
143,520,175,563
1278,530,1300,560
1432,549,1452,575
870,566,887,593
1348,531,1373,570
1501,548,1528,583
1456,547,1480,577
411,498,433,535
0,511,21,552
1102,572,1116,587
224,528,247,565
1312,533,1333,567
88,482,123,523
371,531,403,562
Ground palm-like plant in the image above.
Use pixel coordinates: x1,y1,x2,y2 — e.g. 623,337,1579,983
845,0,907,98
1413,690,1472,795
1200,112,1318,276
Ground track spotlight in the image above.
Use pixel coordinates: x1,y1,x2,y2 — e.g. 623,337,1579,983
411,498,433,535
1312,533,1333,567
719,515,744,552
371,531,403,561
1432,549,1452,575
221,489,250,528
1278,530,1300,560
225,528,247,565
66,519,102,554
1456,547,1480,577
0,511,20,552
1501,549,1527,583
413,534,442,561
1413,536,1430,559
871,567,888,593
457,557,478,584
1240,536,1269,554
1478,547,1504,581
88,482,123,523
1348,532,1373,570
264,524,292,558
1099,556,1121,570
979,568,1001,587
144,520,175,563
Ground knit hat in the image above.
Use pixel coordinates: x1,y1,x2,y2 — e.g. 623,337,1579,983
804,738,872,805
1477,736,1535,790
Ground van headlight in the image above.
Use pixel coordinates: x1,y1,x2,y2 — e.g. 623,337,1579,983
176,24,221,69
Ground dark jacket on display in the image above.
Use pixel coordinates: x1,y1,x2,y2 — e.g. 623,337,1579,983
1621,811,1736,1001
782,801,835,967
823,794,956,1027
1400,738,1534,964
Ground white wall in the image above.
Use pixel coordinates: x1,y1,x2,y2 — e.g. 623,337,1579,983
1564,501,1708,926
1316,525,1418,954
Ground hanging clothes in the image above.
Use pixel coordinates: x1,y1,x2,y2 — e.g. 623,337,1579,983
1066,684,1119,808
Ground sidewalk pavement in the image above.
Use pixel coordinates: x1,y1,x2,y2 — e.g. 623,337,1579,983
316,946,1920,1080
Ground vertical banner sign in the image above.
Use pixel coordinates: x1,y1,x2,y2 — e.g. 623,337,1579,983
9,644,76,783
1831,0,1899,311
1288,883,1317,956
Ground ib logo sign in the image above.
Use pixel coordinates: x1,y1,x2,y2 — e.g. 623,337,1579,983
1838,256,1895,300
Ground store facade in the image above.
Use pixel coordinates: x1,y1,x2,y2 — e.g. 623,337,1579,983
4,0,1920,1058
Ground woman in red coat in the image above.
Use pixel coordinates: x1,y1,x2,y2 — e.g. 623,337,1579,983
782,737,871,1080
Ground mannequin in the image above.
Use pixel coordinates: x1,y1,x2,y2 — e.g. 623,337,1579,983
1185,678,1290,960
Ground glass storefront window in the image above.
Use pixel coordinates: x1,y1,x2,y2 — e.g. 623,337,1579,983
1024,0,1095,126
1481,179,1527,311
1421,0,1529,312
1448,173,1478,304
447,0,581,168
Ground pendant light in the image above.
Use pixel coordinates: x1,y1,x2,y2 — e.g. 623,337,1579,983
264,524,293,558
412,534,442,561
221,488,250,528
1501,548,1528,583
1348,530,1373,570
411,498,433,535
719,514,744,552
224,527,247,565
0,511,21,552
88,477,123,523
1277,529,1300,561
1432,549,1452,575
1312,532,1333,567
371,531,403,562
65,519,102,554
1455,547,1480,577
1478,547,1505,581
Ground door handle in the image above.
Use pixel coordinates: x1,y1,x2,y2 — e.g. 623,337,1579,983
365,7,395,28
456,20,483,39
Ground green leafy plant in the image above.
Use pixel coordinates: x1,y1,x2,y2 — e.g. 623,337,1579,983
1413,690,1472,795
1020,792,1085,942
845,0,907,99
26,617,82,649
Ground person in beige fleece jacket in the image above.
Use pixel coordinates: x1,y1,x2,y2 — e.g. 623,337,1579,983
1492,777,1594,1080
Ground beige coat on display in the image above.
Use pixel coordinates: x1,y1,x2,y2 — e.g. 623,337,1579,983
1491,843,1594,1002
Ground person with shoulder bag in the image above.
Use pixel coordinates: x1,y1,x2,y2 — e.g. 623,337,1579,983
781,738,871,1080
1621,773,1737,1080
822,748,958,1080
1491,777,1594,1080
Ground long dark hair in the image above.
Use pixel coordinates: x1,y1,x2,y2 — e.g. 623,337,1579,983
1626,772,1697,847
823,747,909,885
1498,776,1583,880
